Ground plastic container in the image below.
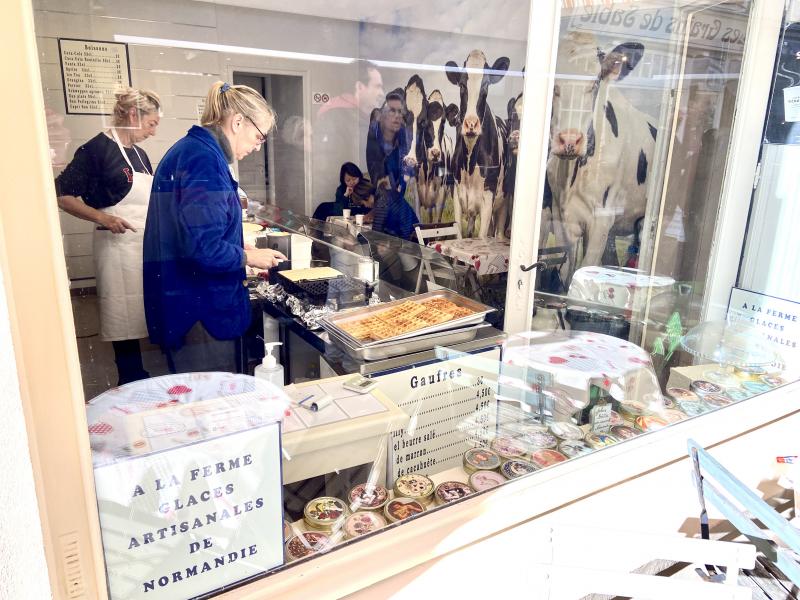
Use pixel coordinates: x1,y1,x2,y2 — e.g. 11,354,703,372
468,470,506,492
343,511,386,539
529,449,568,469
434,481,472,505
303,497,348,532
500,459,538,479
490,436,527,460
463,447,501,473
393,474,435,505
347,483,389,512
254,341,284,387
384,498,426,523
285,532,330,562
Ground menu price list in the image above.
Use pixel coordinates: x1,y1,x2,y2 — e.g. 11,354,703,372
59,39,130,115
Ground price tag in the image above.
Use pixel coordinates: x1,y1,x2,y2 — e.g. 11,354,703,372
784,86,800,122
590,402,612,433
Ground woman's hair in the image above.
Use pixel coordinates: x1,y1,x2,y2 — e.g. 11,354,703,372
112,87,161,126
339,162,363,186
201,81,276,131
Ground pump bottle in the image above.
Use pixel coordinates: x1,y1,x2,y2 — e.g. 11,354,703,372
254,342,284,387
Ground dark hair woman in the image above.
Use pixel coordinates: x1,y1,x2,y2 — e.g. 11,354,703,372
312,162,375,221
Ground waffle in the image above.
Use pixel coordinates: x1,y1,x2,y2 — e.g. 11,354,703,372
415,306,453,326
420,298,474,319
375,301,427,321
339,318,379,341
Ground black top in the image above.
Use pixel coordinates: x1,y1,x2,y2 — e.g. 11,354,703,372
54,132,153,209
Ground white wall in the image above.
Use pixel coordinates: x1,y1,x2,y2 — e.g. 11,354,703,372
0,266,52,599
34,0,527,283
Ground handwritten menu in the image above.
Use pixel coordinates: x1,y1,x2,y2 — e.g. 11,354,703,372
381,348,501,482
59,39,130,115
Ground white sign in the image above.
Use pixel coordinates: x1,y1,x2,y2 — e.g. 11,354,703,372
728,288,800,370
784,86,800,123
312,92,331,105
565,5,748,52
380,348,501,482
94,422,284,600
58,39,131,115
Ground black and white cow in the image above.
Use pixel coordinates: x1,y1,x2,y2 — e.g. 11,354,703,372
400,76,456,223
445,50,509,239
418,89,455,223
546,32,657,283
501,92,522,238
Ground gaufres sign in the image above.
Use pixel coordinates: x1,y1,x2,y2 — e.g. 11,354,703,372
94,423,283,600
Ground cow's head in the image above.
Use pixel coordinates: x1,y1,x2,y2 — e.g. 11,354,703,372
445,50,510,140
403,75,428,163
506,94,523,156
425,89,452,165
550,32,644,159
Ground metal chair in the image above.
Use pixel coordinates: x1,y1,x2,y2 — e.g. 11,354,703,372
413,222,466,293
689,438,800,587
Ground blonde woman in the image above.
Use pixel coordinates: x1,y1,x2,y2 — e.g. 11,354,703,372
143,82,285,374
55,87,161,386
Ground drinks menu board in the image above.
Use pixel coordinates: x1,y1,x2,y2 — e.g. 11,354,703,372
58,38,131,115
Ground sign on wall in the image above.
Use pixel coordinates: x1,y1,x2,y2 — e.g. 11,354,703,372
381,348,501,482
94,422,284,600
728,288,800,371
58,38,131,115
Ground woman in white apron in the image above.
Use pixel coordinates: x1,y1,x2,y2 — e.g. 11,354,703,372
55,87,161,386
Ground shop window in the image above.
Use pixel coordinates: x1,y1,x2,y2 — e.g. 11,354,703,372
30,0,798,597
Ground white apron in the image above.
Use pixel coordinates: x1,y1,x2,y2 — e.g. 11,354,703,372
93,129,153,341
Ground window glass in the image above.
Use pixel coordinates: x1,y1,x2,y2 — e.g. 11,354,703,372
32,0,797,596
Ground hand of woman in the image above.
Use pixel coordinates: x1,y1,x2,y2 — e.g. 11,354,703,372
245,248,287,269
344,187,353,198
98,213,136,234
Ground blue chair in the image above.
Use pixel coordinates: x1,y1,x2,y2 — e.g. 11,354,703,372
688,438,800,586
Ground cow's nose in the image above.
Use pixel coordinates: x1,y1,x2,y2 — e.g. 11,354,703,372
463,116,480,133
558,130,583,153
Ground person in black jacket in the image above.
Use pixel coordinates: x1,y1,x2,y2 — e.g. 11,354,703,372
312,162,375,221
365,90,419,240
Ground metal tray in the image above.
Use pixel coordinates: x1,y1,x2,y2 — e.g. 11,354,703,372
327,323,488,361
320,290,495,348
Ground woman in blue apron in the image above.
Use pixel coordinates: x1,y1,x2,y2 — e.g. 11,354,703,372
55,88,161,386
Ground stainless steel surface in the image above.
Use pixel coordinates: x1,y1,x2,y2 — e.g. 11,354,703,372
321,290,495,348
328,323,488,361
321,326,506,376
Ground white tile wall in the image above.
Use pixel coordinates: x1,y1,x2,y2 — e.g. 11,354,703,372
35,0,525,282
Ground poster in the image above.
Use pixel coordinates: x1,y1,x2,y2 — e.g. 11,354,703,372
93,422,284,600
58,38,131,115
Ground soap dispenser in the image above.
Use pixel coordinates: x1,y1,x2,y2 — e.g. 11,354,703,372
254,342,284,386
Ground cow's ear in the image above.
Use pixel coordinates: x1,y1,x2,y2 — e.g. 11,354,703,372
427,101,443,122
601,42,644,81
445,61,462,86
507,97,517,120
488,56,510,84
407,74,425,92
445,103,460,126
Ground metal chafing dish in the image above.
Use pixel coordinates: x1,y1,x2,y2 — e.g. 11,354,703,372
320,290,495,351
327,323,490,361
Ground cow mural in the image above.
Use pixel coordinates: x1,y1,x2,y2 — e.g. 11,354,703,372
418,89,455,223
445,50,510,239
501,92,522,239
400,75,457,223
546,32,658,284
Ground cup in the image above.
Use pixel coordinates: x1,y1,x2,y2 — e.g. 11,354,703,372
355,214,364,225
342,209,351,219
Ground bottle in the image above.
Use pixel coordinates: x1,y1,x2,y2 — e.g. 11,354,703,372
254,342,284,386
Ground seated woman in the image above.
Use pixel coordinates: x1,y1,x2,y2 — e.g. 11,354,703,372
312,162,375,221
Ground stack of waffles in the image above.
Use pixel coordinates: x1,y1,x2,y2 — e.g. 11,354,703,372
338,299,474,342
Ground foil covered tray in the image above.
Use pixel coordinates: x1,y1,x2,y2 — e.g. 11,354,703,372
327,323,488,361
320,290,494,348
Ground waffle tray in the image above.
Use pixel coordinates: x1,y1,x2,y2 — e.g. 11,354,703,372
327,323,488,360
320,290,494,348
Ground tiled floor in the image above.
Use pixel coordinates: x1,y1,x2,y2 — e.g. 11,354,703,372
71,292,171,402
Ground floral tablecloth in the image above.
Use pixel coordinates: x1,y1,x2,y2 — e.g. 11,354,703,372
86,372,288,466
427,237,510,276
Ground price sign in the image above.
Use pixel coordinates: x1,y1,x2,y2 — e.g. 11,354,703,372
58,38,131,115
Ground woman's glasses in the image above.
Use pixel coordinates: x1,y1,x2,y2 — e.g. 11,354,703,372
246,115,267,143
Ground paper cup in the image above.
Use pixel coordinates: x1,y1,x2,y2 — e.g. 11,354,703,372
355,214,364,225
342,209,351,219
